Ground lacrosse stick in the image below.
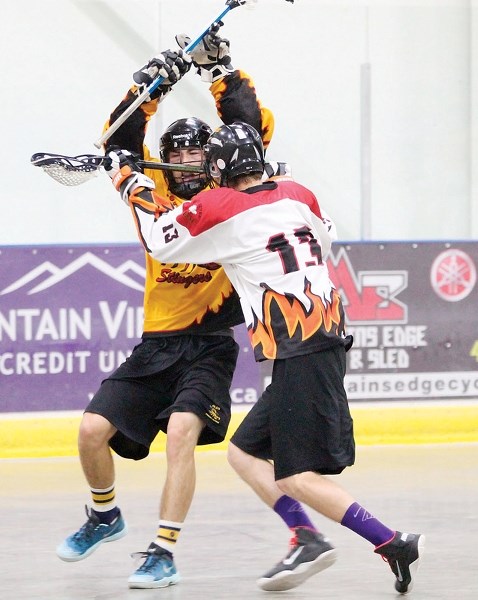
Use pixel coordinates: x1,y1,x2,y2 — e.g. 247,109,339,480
31,152,204,187
94,0,256,149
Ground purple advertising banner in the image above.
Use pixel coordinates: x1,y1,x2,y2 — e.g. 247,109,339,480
1,242,477,413
0,245,260,413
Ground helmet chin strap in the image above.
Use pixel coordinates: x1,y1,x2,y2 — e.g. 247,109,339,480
172,174,208,199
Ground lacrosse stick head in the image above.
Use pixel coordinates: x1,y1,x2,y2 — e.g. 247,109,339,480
31,153,106,186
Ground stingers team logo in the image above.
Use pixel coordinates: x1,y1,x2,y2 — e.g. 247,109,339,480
156,268,213,288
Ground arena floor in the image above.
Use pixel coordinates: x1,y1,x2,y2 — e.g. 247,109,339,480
2,443,477,599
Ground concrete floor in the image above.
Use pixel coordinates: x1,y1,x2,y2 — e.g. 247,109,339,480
2,444,477,599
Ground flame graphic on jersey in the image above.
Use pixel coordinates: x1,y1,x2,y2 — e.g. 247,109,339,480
250,281,342,359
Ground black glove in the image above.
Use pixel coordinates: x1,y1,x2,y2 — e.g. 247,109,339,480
176,21,234,83
133,49,192,95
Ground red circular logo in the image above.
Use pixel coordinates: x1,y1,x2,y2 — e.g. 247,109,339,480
430,249,476,301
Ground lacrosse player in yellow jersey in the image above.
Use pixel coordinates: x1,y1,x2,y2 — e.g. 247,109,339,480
56,22,319,590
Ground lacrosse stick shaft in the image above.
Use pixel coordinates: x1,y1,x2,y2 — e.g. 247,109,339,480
94,1,244,149
139,160,203,173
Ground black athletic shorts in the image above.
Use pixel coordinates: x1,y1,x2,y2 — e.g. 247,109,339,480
230,345,355,480
86,334,239,460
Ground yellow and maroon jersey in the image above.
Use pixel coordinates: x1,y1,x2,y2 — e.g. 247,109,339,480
104,70,274,335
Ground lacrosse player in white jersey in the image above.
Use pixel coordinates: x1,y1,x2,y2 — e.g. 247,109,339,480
104,121,425,595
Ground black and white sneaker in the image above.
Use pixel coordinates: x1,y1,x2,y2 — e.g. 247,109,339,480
257,527,337,591
375,531,425,594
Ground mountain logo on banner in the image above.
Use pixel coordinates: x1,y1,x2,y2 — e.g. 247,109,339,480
0,252,145,295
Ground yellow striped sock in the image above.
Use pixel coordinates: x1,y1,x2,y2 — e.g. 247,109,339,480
90,484,116,512
155,520,182,552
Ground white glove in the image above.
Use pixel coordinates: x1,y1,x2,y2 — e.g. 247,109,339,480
176,21,234,83
104,148,155,205
262,161,292,180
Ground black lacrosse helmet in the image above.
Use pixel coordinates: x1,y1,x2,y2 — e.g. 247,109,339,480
160,117,212,198
204,121,265,187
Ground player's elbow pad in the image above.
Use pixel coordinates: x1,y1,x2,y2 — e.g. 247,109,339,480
119,172,155,205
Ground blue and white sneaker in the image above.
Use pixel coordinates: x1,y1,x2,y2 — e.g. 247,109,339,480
128,543,180,589
56,505,127,562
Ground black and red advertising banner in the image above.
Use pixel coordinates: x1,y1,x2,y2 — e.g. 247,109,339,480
0,241,477,413
330,241,478,401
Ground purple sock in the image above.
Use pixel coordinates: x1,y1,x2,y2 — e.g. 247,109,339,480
341,502,395,547
274,495,317,531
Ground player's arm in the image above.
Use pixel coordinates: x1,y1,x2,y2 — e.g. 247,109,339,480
211,70,274,150
104,148,218,264
102,50,192,158
309,204,337,261
176,22,274,150
319,207,338,242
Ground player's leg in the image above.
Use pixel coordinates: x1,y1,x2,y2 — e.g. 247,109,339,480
161,411,204,521
273,348,424,595
127,412,203,589
57,339,170,564
277,471,425,594
78,412,117,487
228,441,281,506
128,334,237,589
228,436,319,530
56,411,127,561
229,387,336,592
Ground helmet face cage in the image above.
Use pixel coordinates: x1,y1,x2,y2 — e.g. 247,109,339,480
160,117,212,199
204,122,265,187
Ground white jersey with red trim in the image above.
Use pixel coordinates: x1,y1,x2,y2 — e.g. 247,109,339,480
130,178,347,361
